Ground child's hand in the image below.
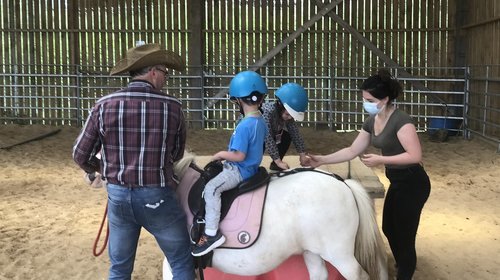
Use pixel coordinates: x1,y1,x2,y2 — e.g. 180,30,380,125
274,160,289,170
211,154,223,162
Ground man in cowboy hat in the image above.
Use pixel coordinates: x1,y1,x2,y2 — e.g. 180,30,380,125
73,43,194,279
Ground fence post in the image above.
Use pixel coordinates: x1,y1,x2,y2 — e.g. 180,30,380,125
482,66,489,136
201,69,205,129
329,65,335,131
75,65,82,126
463,66,470,140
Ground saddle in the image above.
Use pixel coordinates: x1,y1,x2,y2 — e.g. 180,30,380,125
186,161,271,251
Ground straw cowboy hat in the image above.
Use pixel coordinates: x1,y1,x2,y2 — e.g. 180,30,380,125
110,43,185,75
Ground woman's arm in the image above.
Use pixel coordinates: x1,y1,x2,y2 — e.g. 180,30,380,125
308,130,371,167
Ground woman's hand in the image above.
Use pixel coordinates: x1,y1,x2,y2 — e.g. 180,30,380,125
305,154,323,168
299,153,309,166
359,153,382,167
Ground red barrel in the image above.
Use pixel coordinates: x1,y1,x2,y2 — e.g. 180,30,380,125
203,255,345,280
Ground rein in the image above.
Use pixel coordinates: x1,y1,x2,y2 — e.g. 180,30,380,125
93,202,109,257
273,167,344,182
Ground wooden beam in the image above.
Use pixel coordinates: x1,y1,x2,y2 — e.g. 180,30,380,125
187,0,204,128
206,0,345,108
315,1,449,107
461,15,500,29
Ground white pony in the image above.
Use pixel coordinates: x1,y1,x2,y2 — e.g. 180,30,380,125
164,153,388,280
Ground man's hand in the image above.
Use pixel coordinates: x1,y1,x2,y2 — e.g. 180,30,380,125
83,171,105,188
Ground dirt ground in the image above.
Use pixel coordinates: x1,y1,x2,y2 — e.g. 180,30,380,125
0,124,499,280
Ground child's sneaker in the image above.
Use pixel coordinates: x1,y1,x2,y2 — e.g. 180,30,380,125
191,231,226,256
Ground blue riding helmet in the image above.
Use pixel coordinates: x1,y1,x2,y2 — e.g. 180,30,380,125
229,71,268,99
275,83,308,121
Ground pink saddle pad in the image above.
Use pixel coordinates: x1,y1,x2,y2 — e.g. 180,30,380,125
177,166,268,249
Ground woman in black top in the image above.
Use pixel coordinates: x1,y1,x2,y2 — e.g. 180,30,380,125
307,69,431,280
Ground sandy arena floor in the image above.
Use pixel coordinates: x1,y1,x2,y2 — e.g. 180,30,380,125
0,125,499,280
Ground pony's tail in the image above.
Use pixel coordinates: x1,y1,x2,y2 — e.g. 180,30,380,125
344,179,388,280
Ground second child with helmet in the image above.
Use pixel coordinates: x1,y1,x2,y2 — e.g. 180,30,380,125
192,70,269,257
262,82,309,171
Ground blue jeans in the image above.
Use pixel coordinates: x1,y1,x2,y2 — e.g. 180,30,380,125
106,183,194,280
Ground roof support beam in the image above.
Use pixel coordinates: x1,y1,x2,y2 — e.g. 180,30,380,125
206,0,344,108
315,1,449,107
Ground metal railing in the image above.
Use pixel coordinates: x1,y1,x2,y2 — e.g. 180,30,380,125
2,64,498,150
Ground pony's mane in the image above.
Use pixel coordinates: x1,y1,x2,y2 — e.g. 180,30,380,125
173,151,196,179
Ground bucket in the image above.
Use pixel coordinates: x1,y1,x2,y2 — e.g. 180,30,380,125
427,117,462,136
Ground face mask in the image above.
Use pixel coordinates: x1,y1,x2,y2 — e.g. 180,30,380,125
363,101,384,115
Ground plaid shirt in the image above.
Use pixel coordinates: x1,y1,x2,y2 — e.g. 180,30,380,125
261,102,306,160
73,80,186,188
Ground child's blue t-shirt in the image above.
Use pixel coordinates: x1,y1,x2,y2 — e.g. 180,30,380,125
227,116,267,180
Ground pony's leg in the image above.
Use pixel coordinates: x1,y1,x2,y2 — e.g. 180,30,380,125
303,251,328,280
323,252,369,280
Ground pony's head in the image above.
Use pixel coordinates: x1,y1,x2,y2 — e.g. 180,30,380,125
173,151,196,180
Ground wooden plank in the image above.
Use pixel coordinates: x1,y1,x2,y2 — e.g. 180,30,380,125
420,0,427,72
233,0,240,70
286,0,292,72
53,0,61,67
179,0,187,61
220,0,227,67
131,0,138,45
120,0,128,50
227,0,234,78
112,0,119,63
206,0,213,71
13,0,21,71
406,0,412,71
103,0,111,67
299,0,305,75
260,1,266,71
20,0,27,66
240,1,247,67
248,0,255,67
0,1,6,65
173,0,179,55
357,0,364,76
362,0,370,65
207,0,344,107
413,0,419,72
272,0,279,69
214,1,220,70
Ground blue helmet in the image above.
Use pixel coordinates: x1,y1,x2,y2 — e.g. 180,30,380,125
229,71,268,99
275,83,308,121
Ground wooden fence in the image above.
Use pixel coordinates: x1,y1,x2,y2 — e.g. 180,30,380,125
0,0,498,143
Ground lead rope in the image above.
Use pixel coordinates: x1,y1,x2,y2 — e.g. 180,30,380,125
93,202,109,257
